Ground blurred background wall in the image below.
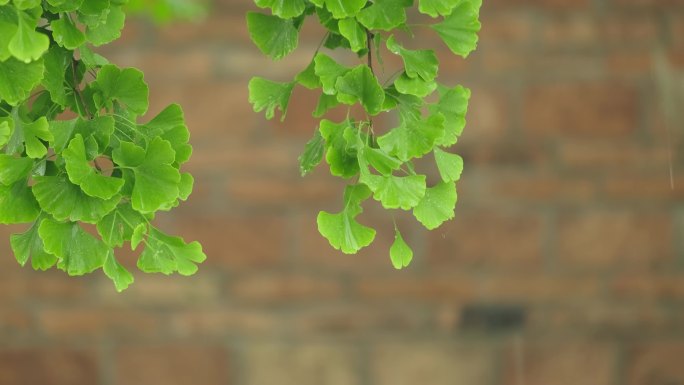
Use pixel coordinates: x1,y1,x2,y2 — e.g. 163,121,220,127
1,0,684,384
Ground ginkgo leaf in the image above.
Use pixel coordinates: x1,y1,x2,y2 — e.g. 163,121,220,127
394,73,437,97
378,114,445,161
39,218,109,276
51,15,86,50
0,119,11,147
418,0,460,17
360,147,403,175
413,181,457,230
0,154,32,185
0,57,44,105
335,65,385,115
434,147,463,182
321,0,366,19
63,134,124,199
22,116,52,158
10,217,58,270
0,6,18,61
85,5,125,46
137,227,206,276
141,103,192,164
319,119,359,178
390,228,413,269
431,85,470,146
338,17,367,53
317,184,376,254
431,0,481,58
92,64,149,115
357,0,412,31
33,175,120,223
386,36,438,82
9,9,49,62
313,93,340,117
0,179,40,224
299,130,325,176
96,203,147,248
112,137,181,213
131,223,146,250
314,53,350,95
295,59,321,90
103,250,134,292
41,46,71,106
255,0,306,18
247,12,299,60
362,173,426,210
248,77,295,121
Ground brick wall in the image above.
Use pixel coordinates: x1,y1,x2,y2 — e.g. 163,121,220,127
1,0,683,384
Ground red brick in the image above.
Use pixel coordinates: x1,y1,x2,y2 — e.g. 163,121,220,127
486,173,596,203
524,82,638,137
486,0,591,9
627,342,684,385
356,274,478,302
0,349,99,385
229,273,343,303
557,211,674,269
603,175,684,200
479,274,602,302
38,308,162,339
502,340,616,385
243,343,360,385
168,308,279,337
426,210,544,269
175,215,288,269
479,12,535,46
610,274,684,300
94,272,220,305
372,342,495,385
115,345,229,385
542,15,658,47
104,49,214,83
559,139,671,171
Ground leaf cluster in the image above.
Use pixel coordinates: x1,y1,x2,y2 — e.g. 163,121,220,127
0,0,204,291
248,0,481,268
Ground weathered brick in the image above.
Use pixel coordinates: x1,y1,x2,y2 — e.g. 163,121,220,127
356,274,478,302
372,342,495,385
229,273,343,303
426,210,544,268
524,82,638,137
38,308,163,339
501,340,616,385
626,342,684,385
0,349,99,385
115,345,229,385
557,211,674,269
243,343,361,385
610,274,684,300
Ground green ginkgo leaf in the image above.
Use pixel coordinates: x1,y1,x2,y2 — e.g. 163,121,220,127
434,147,463,182
112,137,181,213
247,12,299,60
386,36,439,82
51,15,86,49
39,218,109,276
103,250,134,292
431,0,481,58
41,46,71,106
33,175,120,223
0,179,40,224
357,0,412,31
394,73,437,97
390,228,413,269
0,5,18,60
142,104,192,164
255,0,306,18
317,184,376,254
22,116,52,158
413,181,457,230
137,227,206,276
335,65,385,115
63,134,124,199
0,154,32,185
248,77,295,121
299,130,325,176
96,203,148,248
378,114,445,161
338,17,367,52
431,85,470,146
314,53,350,95
85,5,125,46
9,9,49,62
0,57,44,105
295,59,321,90
362,173,426,210
321,0,366,19
319,119,359,178
0,119,12,147
418,0,460,17
92,64,149,115
10,217,58,270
